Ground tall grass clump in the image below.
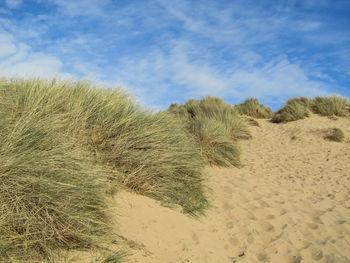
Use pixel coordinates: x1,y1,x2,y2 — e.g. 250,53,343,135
186,96,251,140
0,82,111,262
168,96,251,167
272,97,310,123
312,95,350,116
188,119,241,167
0,78,207,262
235,98,273,119
286,96,313,108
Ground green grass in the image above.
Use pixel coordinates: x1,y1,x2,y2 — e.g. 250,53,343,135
285,97,313,108
272,98,310,123
312,95,350,116
273,95,350,123
168,96,250,167
235,98,273,119
0,78,207,262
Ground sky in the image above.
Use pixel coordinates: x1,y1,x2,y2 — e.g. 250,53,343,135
0,0,349,110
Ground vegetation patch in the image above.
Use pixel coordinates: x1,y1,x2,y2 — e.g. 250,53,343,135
235,98,273,119
324,128,345,142
188,119,241,167
244,117,260,127
168,96,251,167
312,95,350,117
272,98,310,123
0,79,207,262
272,95,350,123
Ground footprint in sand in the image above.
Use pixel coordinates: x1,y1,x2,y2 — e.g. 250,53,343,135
310,246,323,261
229,236,240,246
256,251,268,261
260,221,275,232
222,201,234,210
226,221,234,229
284,254,302,263
308,222,319,230
191,232,200,245
244,210,257,220
222,185,233,195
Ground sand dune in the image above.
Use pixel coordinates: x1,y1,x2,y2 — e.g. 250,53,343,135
108,115,350,263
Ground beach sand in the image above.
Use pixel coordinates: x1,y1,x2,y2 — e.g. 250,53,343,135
111,114,350,263
66,114,350,263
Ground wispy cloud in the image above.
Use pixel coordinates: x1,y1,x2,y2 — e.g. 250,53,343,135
0,32,16,58
0,0,349,110
5,0,22,9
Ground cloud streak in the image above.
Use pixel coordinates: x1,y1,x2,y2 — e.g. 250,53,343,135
0,0,349,110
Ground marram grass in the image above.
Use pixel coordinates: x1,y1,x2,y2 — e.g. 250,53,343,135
324,128,345,142
0,78,207,262
188,119,241,167
272,98,310,123
235,98,273,119
312,95,350,117
272,95,350,123
168,96,250,167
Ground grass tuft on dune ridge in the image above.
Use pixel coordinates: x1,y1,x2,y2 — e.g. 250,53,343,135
272,95,350,123
0,78,207,262
312,95,350,117
272,98,310,123
235,98,273,119
168,96,250,167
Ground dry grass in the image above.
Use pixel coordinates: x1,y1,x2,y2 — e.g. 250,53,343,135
312,95,350,117
188,119,241,167
272,95,350,123
0,78,207,262
168,96,250,167
235,98,273,119
324,128,345,142
272,98,310,123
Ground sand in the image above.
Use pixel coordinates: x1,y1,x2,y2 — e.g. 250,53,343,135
110,115,350,263
69,114,350,262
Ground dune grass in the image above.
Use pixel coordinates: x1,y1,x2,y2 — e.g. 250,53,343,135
168,96,250,167
324,128,345,142
4,77,348,262
235,98,273,119
0,78,207,262
273,95,350,123
188,119,241,167
272,97,311,123
312,95,350,117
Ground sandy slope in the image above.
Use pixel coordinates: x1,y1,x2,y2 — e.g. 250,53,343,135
108,115,350,263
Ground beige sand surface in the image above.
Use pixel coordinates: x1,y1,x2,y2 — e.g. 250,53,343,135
68,115,350,263
111,115,350,263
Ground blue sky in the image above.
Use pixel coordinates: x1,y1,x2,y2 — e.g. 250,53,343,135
0,0,349,110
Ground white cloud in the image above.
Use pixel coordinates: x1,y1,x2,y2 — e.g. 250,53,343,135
1,56,62,78
1,0,346,110
0,31,68,79
0,33,17,58
228,59,328,99
109,39,329,109
5,0,22,9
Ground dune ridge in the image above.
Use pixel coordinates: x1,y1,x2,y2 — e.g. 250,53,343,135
111,114,350,263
